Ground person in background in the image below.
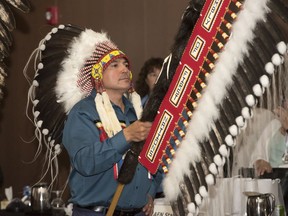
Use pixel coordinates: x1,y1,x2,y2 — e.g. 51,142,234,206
253,100,288,175
135,57,164,107
62,30,162,216
135,57,164,199
233,99,288,212
252,100,288,212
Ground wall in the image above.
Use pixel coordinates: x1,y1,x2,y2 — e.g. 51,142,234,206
0,0,189,201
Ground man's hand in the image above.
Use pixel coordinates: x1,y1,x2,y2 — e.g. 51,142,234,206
123,121,152,143
142,194,154,216
254,159,272,176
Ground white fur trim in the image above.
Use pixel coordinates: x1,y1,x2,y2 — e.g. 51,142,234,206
199,185,208,197
235,116,245,128
187,202,196,213
33,100,39,106
54,148,62,155
49,140,55,147
241,107,252,119
277,41,287,55
209,163,218,175
95,93,119,137
54,144,61,150
252,84,263,97
36,120,43,128
205,174,214,185
195,194,202,205
265,62,274,74
130,91,143,119
229,124,238,136
245,94,256,107
213,154,223,166
58,24,65,29
42,129,49,135
259,75,269,88
33,111,40,118
37,63,43,69
219,144,228,156
162,174,180,200
51,27,58,34
102,92,122,135
225,134,234,146
32,80,39,87
272,53,282,66
45,34,52,41
54,144,62,155
39,45,45,51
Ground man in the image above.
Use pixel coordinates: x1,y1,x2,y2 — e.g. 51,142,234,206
61,29,162,216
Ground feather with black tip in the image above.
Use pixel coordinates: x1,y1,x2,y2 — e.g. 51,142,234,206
0,0,15,31
4,0,30,13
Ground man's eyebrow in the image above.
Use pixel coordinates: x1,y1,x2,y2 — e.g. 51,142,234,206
112,58,126,63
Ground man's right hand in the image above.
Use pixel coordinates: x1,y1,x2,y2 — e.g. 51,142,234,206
254,159,272,176
123,121,152,143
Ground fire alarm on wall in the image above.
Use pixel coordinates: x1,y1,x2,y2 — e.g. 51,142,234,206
46,6,58,25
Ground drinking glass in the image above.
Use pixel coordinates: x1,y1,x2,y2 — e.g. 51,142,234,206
51,190,65,210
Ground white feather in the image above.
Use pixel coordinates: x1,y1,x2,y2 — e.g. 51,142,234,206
55,29,110,113
163,0,270,203
162,174,180,201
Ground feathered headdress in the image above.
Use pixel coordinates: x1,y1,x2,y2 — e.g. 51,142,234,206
24,24,142,187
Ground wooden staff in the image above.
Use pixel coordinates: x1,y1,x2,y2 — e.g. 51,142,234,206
106,183,125,216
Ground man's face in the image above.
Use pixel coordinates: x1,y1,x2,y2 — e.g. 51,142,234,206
102,58,131,93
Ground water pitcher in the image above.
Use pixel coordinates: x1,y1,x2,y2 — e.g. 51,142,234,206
246,192,275,216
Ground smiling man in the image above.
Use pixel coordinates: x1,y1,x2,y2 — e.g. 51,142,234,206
61,30,162,216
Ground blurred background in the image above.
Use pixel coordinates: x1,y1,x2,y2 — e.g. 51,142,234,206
0,0,189,201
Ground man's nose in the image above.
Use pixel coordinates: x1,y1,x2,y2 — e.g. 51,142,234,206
120,64,129,73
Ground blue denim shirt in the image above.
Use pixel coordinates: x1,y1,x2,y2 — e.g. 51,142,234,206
62,89,162,208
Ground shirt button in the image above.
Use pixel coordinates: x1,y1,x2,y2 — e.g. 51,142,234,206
136,186,138,189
